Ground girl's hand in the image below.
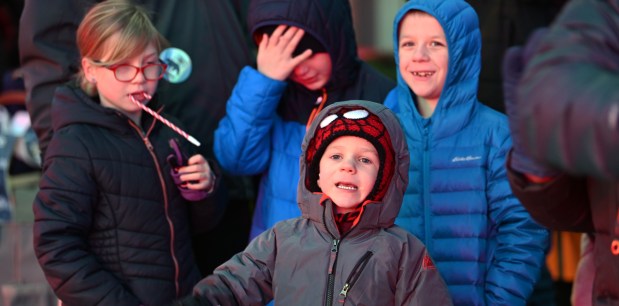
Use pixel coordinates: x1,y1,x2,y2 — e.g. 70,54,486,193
176,154,215,192
257,25,313,81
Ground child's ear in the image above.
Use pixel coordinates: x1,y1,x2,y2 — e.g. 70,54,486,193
82,58,96,81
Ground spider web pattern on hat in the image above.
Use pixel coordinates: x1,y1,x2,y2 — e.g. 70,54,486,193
306,107,395,202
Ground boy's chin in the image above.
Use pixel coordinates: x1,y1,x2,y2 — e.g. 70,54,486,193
296,79,327,91
332,201,362,214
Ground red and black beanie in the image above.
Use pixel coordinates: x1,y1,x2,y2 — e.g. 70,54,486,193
305,106,395,202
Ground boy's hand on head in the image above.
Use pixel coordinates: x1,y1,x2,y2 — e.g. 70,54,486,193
257,25,313,81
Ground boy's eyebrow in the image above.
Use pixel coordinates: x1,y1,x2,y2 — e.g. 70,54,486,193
326,145,378,154
400,34,446,40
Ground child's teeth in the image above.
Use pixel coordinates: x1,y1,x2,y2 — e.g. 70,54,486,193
337,184,357,190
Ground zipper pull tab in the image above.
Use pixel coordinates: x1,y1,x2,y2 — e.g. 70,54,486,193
316,87,327,105
339,283,350,298
328,239,340,274
331,239,340,252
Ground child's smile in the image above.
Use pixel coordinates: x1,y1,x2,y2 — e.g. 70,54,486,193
398,12,448,109
336,182,358,191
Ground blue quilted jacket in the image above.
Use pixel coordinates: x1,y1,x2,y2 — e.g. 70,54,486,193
384,1,549,305
213,0,394,239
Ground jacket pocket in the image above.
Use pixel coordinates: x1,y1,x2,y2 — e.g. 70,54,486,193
337,251,373,304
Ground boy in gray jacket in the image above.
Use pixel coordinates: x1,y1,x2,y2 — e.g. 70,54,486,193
177,100,452,306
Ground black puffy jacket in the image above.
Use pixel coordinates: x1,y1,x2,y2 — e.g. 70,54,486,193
33,84,224,306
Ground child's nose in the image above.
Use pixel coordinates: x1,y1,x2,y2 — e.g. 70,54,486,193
412,46,430,61
340,159,356,173
294,64,309,76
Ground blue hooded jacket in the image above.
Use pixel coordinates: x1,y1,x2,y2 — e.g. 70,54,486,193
213,0,394,239
384,0,549,305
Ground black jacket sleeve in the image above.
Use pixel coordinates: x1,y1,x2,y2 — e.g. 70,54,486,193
172,129,226,235
186,159,227,235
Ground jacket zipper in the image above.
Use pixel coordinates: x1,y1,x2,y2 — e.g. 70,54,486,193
422,126,431,253
325,238,340,306
337,251,373,304
323,204,346,306
129,120,181,296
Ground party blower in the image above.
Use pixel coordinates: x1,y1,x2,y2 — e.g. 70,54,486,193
130,92,201,147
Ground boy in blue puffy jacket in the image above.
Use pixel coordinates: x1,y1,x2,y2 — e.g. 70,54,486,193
383,1,549,305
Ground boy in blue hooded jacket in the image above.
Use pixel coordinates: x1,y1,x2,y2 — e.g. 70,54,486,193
384,0,549,305
213,0,395,240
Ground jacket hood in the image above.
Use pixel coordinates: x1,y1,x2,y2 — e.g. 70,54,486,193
51,84,158,133
392,0,481,139
298,100,410,232
248,0,360,90
52,84,129,133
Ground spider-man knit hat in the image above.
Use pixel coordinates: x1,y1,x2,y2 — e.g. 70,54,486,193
305,106,395,202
